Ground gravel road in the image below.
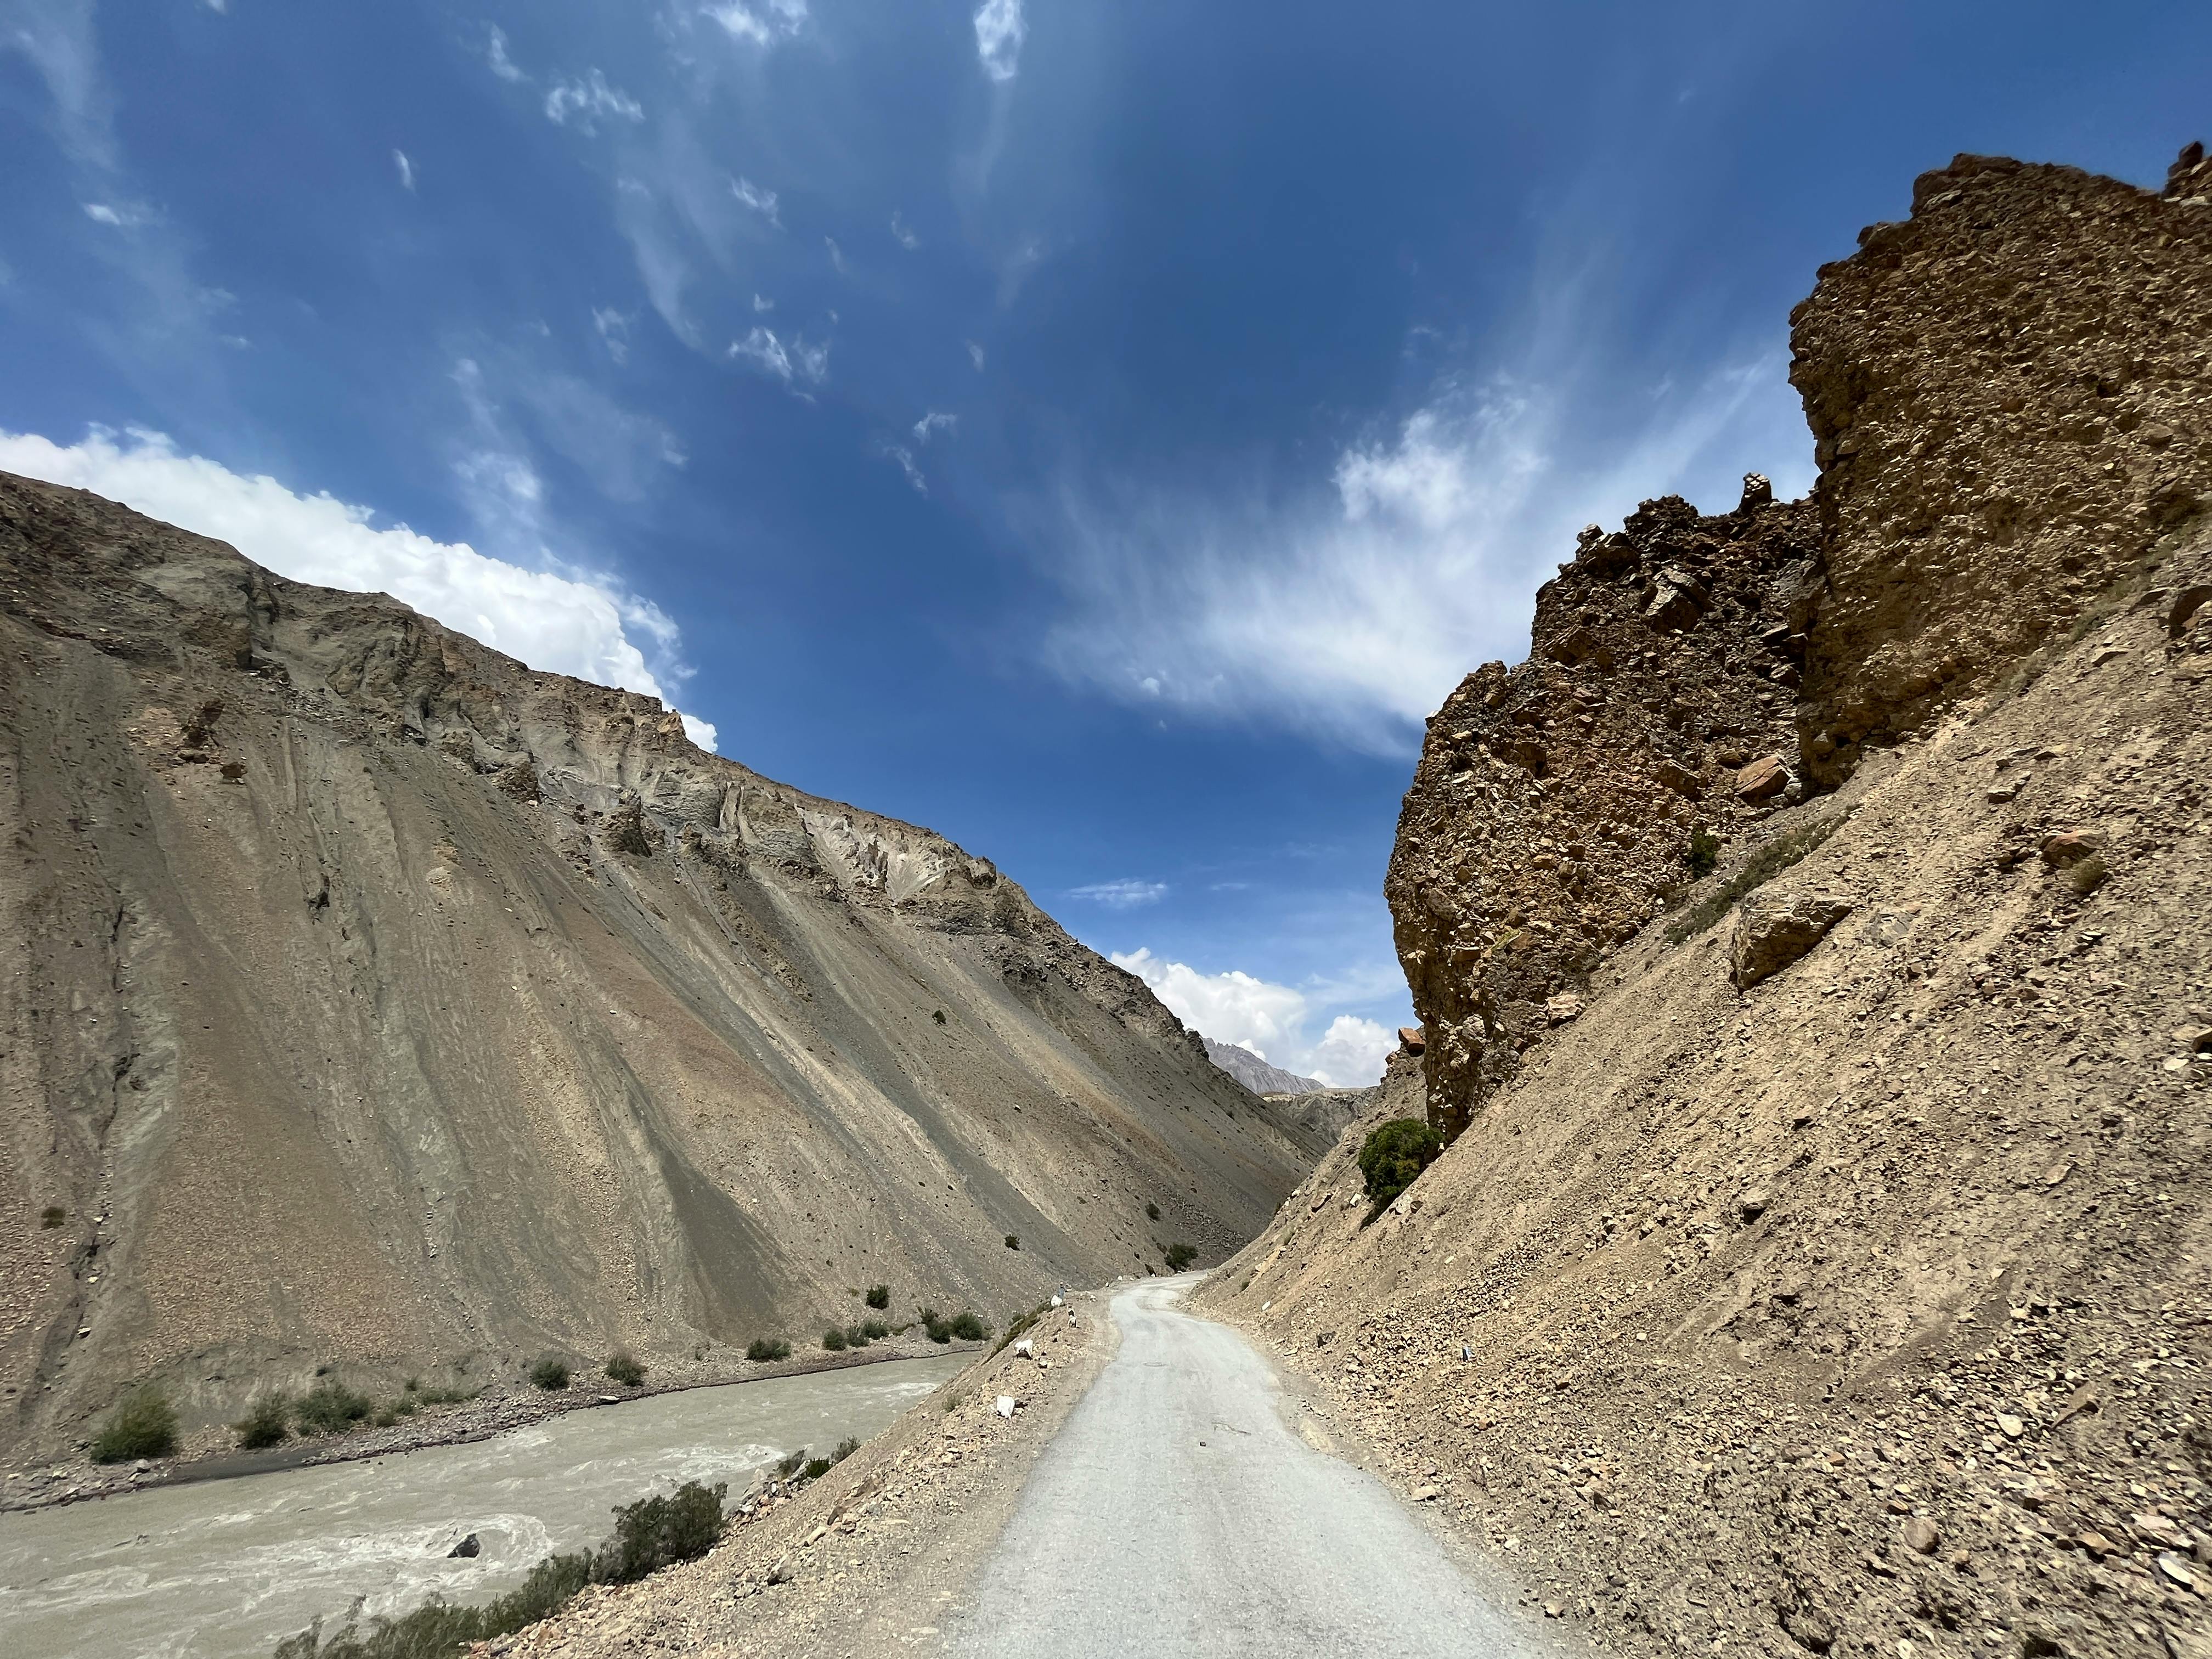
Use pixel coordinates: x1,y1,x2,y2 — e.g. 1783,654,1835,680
947,1278,1538,1658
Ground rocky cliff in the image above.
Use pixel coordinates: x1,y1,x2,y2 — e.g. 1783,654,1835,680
0,474,1324,1459
1203,144,2212,1659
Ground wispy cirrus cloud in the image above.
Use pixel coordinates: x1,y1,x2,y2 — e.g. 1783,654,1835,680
1037,333,1810,755
544,70,643,133
912,411,956,443
731,324,828,386
1070,879,1168,908
890,210,920,250
731,176,781,225
485,24,527,83
392,149,416,191
706,0,808,47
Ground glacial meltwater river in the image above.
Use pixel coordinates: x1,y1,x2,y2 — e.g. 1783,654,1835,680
0,1355,966,1659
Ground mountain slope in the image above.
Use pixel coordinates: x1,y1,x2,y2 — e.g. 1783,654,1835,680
0,473,1324,1457
1200,145,2212,1659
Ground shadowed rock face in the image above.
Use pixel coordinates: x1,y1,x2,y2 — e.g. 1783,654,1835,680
0,473,1325,1455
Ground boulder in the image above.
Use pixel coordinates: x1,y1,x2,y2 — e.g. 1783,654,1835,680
2039,830,2104,867
448,1532,481,1559
1731,890,1854,987
1734,755,1791,802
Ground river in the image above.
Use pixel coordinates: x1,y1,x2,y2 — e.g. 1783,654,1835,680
0,1353,967,1659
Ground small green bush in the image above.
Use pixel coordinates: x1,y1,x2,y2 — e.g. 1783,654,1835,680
1358,1119,1443,1216
1144,1201,1160,1221
1164,1242,1198,1271
822,1329,848,1352
746,1338,791,1363
864,1284,890,1310
594,1482,726,1584
233,1393,292,1450
41,1205,66,1229
1004,1234,1019,1250
528,1357,570,1391
93,1385,179,1463
2067,854,2109,897
802,1457,832,1480
947,1312,989,1342
1664,811,1850,946
859,1318,890,1340
995,1303,1047,1353
372,1407,401,1429
844,1324,872,1348
605,1351,646,1387
776,1449,806,1477
295,1381,373,1436
1685,825,1721,877
832,1436,860,1463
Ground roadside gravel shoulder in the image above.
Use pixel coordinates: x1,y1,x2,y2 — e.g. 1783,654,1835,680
483,1293,1116,1658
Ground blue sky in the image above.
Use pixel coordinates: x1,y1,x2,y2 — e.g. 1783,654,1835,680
2,1,2203,1084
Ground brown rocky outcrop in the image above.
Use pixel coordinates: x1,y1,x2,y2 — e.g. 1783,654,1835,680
1385,482,1821,1139
1790,151,2212,783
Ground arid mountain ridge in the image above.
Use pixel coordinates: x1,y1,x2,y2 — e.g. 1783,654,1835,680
0,478,1324,1461
1201,143,2212,1659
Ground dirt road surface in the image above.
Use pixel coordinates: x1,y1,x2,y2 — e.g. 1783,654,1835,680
947,1278,1540,1658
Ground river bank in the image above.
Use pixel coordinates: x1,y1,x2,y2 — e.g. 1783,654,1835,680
0,1353,970,1659
0,1335,988,1517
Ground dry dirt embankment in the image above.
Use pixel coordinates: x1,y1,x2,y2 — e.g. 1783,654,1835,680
1199,144,2212,1659
0,475,1324,1472
488,1293,1114,1658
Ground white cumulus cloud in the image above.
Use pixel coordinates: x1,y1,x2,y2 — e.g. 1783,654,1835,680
973,0,1026,82
544,70,644,133
0,426,718,752
1111,949,1392,1087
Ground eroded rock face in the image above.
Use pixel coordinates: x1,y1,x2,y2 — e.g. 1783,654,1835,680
1385,483,1821,1139
1790,150,2212,783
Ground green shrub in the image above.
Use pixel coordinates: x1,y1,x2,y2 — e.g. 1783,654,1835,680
865,1284,890,1310
1164,1242,1198,1271
746,1338,791,1363
941,1392,961,1413
776,1449,806,1477
273,1483,723,1658
528,1357,570,1391
1664,811,1850,946
604,1351,646,1387
822,1329,848,1352
802,1457,832,1480
859,1318,890,1340
832,1436,860,1463
1144,1201,1160,1221
947,1312,989,1342
41,1205,66,1229
593,1482,726,1584
843,1324,871,1348
922,1315,951,1343
92,1385,179,1463
233,1393,292,1450
1358,1119,1443,1216
1685,825,1721,877
995,1304,1048,1353
372,1407,401,1429
1004,1234,1019,1250
295,1381,373,1436
2067,854,2109,897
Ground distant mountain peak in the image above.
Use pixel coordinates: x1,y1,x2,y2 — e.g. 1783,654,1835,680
1204,1037,1324,1096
